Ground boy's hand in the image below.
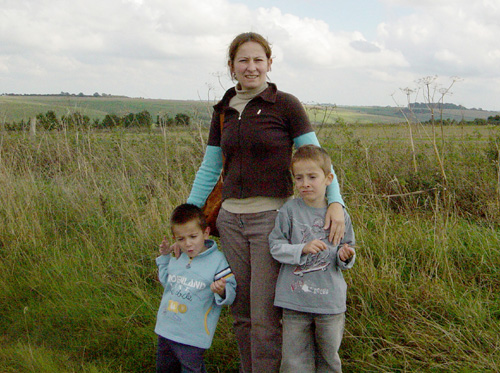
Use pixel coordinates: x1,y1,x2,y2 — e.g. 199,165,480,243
302,239,328,254
210,278,226,297
159,236,173,256
338,243,355,262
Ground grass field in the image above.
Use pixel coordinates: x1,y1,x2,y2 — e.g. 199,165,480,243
1,122,500,372
1,95,499,125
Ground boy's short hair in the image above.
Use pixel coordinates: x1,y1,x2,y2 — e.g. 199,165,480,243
170,203,208,231
291,144,332,176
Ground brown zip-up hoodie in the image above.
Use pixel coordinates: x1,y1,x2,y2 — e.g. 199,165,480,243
208,83,313,201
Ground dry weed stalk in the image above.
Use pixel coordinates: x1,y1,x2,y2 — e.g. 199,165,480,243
393,88,418,173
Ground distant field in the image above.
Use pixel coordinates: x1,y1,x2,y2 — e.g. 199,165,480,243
1,95,498,125
0,95,213,124
307,104,499,125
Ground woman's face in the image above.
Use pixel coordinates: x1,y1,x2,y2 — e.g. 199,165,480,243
230,41,272,91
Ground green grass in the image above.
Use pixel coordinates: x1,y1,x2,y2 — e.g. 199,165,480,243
1,123,500,372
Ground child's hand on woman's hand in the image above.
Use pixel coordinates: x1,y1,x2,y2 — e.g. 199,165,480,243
338,243,355,262
302,239,328,255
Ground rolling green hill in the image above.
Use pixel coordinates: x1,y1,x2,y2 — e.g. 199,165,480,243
0,95,213,124
1,94,498,125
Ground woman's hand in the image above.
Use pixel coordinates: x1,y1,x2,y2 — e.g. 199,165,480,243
323,202,345,245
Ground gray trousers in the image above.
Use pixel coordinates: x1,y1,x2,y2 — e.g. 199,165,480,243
281,309,344,373
217,208,282,373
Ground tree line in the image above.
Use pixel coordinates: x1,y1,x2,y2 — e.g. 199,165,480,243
408,102,468,110
420,115,500,126
2,110,191,131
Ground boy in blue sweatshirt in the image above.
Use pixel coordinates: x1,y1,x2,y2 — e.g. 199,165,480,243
155,203,236,373
269,145,355,373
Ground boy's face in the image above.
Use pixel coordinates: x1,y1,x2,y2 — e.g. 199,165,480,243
172,220,210,259
292,159,333,208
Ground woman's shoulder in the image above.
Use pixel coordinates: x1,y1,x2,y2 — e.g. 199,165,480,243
262,83,299,101
213,87,237,111
272,86,303,108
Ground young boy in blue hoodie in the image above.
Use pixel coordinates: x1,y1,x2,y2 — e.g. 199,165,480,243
155,203,236,373
269,145,356,373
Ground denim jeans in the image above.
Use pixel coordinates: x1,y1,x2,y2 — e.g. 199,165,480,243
156,335,207,373
217,208,282,373
281,309,345,373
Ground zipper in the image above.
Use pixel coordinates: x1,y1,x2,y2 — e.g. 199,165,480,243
237,113,243,198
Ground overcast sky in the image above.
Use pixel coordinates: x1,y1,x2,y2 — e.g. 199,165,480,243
1,0,499,110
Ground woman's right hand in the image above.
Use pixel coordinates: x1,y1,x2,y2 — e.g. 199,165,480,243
324,202,345,246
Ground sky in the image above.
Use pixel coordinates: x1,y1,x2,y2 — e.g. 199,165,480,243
1,0,499,110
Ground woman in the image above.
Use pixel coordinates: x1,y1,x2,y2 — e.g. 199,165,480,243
187,32,345,373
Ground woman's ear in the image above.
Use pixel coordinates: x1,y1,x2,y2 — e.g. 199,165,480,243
228,60,236,79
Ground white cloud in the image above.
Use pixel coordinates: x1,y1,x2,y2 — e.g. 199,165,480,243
0,0,499,109
377,1,500,75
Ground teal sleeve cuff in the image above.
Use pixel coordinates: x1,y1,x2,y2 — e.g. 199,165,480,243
187,146,223,207
294,132,320,147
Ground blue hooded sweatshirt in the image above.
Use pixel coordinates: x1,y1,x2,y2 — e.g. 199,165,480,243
155,239,236,349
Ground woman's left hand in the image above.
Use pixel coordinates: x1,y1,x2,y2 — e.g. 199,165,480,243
323,202,345,245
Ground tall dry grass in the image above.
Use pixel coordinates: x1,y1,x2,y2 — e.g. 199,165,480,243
324,122,500,371
1,122,499,372
0,129,206,371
